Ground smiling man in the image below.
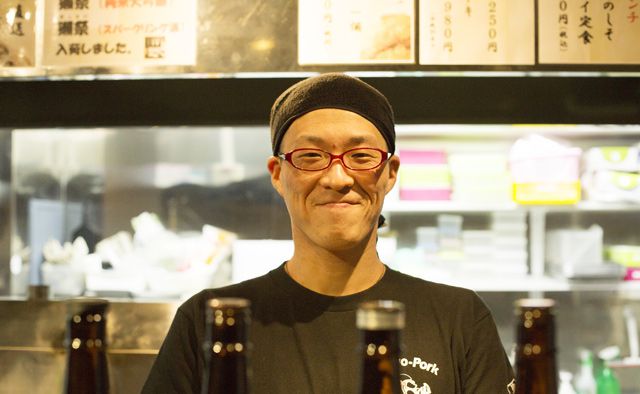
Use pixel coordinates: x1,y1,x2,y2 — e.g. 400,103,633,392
142,73,515,394
268,107,396,296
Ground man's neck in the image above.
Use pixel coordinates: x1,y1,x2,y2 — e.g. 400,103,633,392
285,236,386,296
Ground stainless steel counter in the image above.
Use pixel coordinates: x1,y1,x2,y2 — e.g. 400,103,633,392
0,299,178,394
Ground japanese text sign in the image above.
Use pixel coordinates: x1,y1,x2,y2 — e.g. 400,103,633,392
539,0,640,63
298,0,415,65
419,0,535,65
0,0,36,68
43,0,197,67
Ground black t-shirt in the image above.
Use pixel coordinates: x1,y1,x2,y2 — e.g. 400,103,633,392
142,264,515,394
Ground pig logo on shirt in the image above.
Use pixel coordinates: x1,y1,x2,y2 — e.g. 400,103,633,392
400,373,432,394
507,378,516,394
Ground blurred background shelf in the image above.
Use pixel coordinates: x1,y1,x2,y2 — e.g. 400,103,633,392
382,201,640,213
408,271,640,293
395,124,640,138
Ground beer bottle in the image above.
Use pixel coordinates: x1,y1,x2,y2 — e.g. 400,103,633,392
64,298,110,394
357,300,405,394
201,298,252,394
514,298,558,394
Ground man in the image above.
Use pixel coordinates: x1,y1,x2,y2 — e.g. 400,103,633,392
142,73,515,393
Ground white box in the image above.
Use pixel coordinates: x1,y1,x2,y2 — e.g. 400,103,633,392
546,226,607,278
585,147,640,172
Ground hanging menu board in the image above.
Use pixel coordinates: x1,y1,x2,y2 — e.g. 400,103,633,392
0,1,36,68
298,0,415,65
42,0,197,67
539,0,640,64
419,0,535,65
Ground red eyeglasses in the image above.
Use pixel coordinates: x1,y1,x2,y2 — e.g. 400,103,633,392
277,148,391,171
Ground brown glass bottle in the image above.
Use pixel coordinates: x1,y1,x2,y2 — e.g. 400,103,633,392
514,298,558,394
201,298,252,394
64,298,110,394
357,300,405,394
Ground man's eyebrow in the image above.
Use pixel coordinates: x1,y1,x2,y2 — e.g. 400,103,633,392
298,135,324,144
347,136,369,144
297,135,371,144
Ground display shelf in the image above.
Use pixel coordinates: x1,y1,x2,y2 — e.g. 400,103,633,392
549,201,640,212
395,123,640,137
404,271,640,293
609,359,640,369
382,201,640,214
4,70,640,82
382,201,521,213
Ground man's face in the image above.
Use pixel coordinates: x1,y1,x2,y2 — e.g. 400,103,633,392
267,108,399,252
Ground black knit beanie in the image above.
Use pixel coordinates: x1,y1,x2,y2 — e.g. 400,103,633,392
269,73,396,156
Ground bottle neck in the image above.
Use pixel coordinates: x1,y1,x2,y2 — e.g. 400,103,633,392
64,304,109,394
514,302,558,394
359,329,402,394
581,363,593,371
202,300,251,394
362,330,401,353
204,344,250,394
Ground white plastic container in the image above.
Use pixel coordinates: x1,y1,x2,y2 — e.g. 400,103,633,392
545,225,615,278
584,146,640,172
41,263,85,296
509,135,582,183
510,150,582,183
582,170,640,203
509,135,582,204
546,226,603,266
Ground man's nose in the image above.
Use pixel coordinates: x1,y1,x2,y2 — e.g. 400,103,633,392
319,159,355,189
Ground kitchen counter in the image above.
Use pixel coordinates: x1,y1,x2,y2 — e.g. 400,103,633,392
0,298,178,394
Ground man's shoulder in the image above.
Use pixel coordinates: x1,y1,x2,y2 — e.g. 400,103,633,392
385,269,494,328
386,268,476,298
384,268,484,311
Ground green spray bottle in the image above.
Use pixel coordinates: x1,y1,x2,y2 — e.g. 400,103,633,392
595,346,621,394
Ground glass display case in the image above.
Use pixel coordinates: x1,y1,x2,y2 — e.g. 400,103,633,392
8,126,289,299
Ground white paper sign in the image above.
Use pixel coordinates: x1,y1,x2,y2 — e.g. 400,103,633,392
42,0,197,67
298,0,415,65
419,0,535,65
0,0,36,67
539,0,640,64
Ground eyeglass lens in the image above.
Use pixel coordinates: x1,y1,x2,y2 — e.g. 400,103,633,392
290,148,384,170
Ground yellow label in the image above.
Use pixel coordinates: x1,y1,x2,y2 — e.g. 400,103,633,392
601,147,630,163
513,181,581,205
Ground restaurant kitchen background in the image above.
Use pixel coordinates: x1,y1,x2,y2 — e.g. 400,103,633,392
1,0,640,392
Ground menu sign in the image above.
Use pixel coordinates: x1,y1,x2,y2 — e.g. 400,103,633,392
0,0,36,68
419,0,535,65
42,0,197,67
539,0,640,64
298,0,415,65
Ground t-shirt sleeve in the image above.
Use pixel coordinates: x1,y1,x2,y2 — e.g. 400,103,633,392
463,295,516,394
141,306,202,394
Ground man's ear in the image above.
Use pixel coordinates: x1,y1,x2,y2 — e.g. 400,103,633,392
384,155,400,195
267,156,284,197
